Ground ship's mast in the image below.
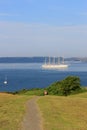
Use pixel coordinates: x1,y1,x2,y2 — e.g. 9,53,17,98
58,57,60,64
62,57,64,64
44,57,46,65
48,57,50,64
53,57,55,64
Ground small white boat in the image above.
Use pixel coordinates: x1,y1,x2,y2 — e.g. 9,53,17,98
4,76,8,84
4,80,8,84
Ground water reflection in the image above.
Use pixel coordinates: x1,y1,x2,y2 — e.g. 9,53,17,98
0,62,87,71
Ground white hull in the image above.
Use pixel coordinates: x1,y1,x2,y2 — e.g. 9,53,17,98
42,64,68,69
4,81,8,84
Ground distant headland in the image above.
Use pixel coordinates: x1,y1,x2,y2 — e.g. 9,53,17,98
0,57,87,63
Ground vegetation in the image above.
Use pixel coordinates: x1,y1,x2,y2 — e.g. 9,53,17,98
0,93,32,130
46,76,81,96
12,88,44,96
9,76,87,97
38,93,87,130
0,76,87,130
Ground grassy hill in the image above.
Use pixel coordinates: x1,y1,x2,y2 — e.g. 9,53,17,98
1,92,87,130
38,92,87,130
0,93,32,130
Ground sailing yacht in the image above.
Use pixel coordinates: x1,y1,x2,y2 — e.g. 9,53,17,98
4,76,8,84
42,57,68,69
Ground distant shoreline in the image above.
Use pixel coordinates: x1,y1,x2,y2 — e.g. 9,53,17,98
0,57,87,63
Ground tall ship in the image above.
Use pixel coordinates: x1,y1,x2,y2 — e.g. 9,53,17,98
42,57,68,69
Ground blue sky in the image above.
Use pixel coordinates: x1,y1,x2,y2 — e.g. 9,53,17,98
0,0,87,57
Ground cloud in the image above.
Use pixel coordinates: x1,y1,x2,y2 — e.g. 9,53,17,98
48,5,64,11
0,13,12,16
0,21,87,41
78,12,87,16
0,21,87,57
0,0,11,4
0,13,20,16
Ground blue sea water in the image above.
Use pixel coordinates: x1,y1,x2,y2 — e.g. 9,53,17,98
0,62,87,92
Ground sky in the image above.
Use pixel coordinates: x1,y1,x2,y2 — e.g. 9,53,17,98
0,0,87,57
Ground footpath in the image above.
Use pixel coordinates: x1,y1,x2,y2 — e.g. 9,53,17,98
20,97,43,130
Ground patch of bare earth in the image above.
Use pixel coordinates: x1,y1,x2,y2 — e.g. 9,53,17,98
20,97,43,130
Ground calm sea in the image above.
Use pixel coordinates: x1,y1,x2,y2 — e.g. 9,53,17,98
0,62,87,92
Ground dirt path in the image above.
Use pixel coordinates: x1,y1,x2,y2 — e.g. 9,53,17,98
20,97,43,130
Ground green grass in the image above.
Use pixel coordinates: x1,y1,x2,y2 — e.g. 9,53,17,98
38,92,87,130
12,88,44,96
0,93,32,130
1,90,87,130
22,89,44,96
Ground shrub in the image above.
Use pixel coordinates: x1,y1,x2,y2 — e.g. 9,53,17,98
47,76,81,96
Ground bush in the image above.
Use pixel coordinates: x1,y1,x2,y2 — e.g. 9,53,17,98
12,88,44,96
47,76,81,96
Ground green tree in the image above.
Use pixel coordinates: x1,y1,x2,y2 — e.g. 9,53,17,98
47,76,81,96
